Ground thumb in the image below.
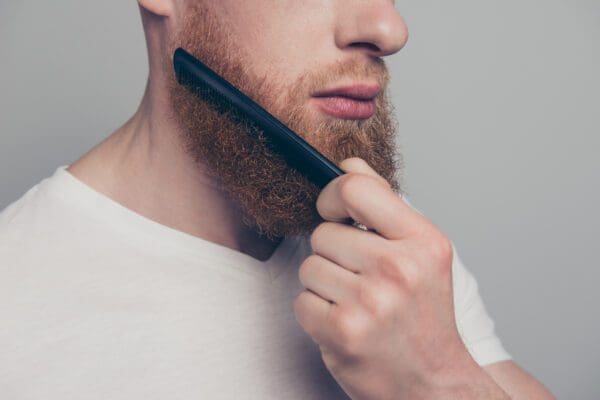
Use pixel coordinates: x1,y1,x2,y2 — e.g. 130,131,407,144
338,157,390,188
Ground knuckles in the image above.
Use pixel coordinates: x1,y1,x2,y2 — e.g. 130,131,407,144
357,280,399,322
426,233,454,275
328,307,369,359
373,234,454,292
373,248,412,290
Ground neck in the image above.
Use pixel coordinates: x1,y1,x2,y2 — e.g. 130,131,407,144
67,78,283,262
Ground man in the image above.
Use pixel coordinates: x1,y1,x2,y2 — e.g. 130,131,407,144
0,0,555,398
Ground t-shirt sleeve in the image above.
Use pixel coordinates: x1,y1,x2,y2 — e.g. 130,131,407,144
450,240,512,366
400,195,512,366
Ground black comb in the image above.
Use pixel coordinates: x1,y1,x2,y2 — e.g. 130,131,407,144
172,47,345,189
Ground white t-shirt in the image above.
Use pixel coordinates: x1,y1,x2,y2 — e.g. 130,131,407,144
0,165,511,399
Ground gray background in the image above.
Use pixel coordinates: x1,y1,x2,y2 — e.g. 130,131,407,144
1,1,598,398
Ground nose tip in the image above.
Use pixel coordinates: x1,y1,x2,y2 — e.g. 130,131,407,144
373,14,409,56
336,3,409,58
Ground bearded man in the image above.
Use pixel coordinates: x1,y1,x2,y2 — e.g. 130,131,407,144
0,1,554,399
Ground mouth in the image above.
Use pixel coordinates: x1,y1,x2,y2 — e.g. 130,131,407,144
311,83,381,120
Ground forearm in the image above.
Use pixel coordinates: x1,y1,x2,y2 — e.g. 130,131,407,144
428,358,511,400
364,354,512,400
439,370,511,400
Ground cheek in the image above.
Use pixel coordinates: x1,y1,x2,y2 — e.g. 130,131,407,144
219,3,332,83
242,27,316,81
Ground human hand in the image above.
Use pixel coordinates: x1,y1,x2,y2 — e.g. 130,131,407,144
293,157,482,400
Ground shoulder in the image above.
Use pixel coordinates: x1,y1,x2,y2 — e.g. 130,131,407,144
0,168,64,243
0,166,76,281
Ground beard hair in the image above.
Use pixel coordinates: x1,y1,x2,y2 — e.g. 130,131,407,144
162,2,406,241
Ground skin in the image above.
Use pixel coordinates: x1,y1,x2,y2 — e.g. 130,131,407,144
164,1,402,241
66,0,556,398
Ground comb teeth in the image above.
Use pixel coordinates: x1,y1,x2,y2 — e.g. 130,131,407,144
176,68,237,115
172,47,345,189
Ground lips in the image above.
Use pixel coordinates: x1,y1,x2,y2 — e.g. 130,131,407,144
311,84,381,120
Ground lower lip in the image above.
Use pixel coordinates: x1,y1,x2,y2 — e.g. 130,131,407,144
311,96,376,119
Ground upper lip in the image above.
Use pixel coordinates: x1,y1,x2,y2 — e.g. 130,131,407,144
312,83,381,100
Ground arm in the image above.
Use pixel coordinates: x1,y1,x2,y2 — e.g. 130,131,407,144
448,236,555,398
484,360,556,400
414,356,556,399
294,157,555,400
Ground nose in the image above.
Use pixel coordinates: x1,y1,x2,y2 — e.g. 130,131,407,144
334,0,409,58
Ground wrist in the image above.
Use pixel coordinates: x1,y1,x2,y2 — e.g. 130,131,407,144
425,350,510,400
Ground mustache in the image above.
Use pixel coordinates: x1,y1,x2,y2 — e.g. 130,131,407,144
257,57,390,125
295,57,390,98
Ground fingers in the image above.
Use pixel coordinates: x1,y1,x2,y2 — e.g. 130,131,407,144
293,289,333,345
298,254,360,304
310,221,390,274
294,289,371,353
338,157,391,188
316,170,427,240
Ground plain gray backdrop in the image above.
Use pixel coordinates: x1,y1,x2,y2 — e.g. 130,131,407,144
1,1,598,398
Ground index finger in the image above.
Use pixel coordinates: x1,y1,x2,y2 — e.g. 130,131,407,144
315,173,429,240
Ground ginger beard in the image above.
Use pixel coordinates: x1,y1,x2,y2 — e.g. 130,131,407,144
164,4,406,241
